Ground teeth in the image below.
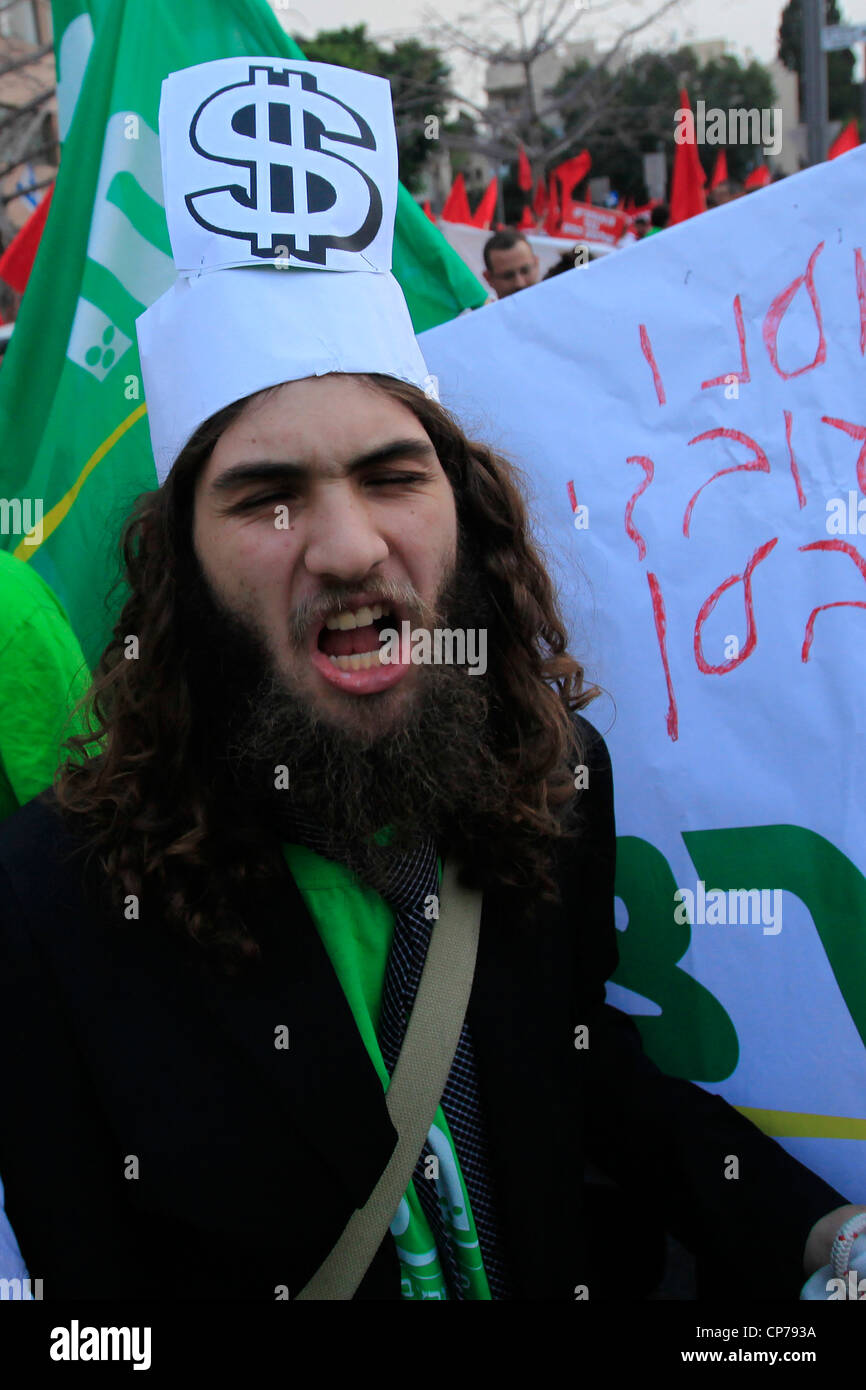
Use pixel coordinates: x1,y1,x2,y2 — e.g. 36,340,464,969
328,651,383,671
324,603,389,631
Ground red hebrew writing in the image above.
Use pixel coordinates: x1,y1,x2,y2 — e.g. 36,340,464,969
693,538,779,674
683,429,771,537
616,234,866,737
624,456,655,560
856,248,866,355
821,415,866,493
762,242,827,380
800,600,866,661
784,410,807,509
798,539,866,661
639,324,666,405
701,294,751,390
647,572,679,741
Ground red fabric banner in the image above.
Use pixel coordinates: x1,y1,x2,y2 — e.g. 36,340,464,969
0,181,55,294
828,121,859,159
710,150,729,189
470,176,498,229
441,172,472,224
670,89,707,224
558,200,628,245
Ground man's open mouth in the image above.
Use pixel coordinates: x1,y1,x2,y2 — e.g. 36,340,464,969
314,602,396,672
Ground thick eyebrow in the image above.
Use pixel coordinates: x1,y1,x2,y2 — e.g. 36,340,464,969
209,438,439,496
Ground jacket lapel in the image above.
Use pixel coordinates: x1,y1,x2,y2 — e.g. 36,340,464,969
194,855,399,1207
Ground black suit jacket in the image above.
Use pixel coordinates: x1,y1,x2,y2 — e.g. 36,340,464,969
0,719,847,1300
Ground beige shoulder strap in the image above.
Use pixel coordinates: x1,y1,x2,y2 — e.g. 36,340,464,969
295,858,482,1300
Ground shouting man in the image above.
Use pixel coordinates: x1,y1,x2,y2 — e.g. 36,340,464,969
0,57,860,1302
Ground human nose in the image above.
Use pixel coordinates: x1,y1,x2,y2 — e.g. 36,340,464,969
301,481,389,582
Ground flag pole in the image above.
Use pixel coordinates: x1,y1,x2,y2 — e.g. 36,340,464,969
803,0,829,165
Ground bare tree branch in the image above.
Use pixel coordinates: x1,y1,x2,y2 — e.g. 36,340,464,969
532,0,683,127
0,84,54,133
0,103,49,174
418,0,685,188
0,138,55,181
0,41,53,78
423,0,624,64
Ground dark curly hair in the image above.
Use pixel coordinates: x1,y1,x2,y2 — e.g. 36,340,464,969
52,372,599,969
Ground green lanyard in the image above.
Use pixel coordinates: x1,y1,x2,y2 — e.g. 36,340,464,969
282,841,492,1300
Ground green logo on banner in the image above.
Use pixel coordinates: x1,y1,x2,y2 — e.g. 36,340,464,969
613,825,866,1080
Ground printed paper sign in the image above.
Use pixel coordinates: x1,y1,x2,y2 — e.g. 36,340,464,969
159,57,398,274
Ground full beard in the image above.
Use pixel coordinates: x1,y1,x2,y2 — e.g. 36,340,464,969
180,533,510,891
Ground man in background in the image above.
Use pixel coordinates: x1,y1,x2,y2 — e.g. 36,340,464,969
482,230,541,299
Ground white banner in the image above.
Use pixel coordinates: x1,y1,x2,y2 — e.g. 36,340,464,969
421,148,866,1199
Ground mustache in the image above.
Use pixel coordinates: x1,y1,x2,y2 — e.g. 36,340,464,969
288,579,437,648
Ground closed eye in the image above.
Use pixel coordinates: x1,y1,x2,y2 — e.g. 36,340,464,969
226,473,430,514
227,492,296,513
367,473,427,486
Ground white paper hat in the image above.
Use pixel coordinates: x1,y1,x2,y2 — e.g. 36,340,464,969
135,56,436,484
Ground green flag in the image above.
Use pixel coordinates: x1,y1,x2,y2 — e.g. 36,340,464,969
0,0,485,669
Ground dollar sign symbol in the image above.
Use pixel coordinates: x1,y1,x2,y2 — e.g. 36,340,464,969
186,65,382,264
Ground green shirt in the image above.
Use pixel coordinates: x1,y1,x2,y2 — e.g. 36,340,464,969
282,839,492,1300
0,551,91,824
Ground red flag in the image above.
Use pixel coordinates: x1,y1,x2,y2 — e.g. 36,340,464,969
532,177,548,218
0,181,54,294
517,204,536,231
669,89,707,224
828,120,859,158
543,175,561,236
550,151,591,224
441,172,472,224
517,143,532,192
422,198,435,222
470,175,498,229
743,163,771,189
710,150,728,188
